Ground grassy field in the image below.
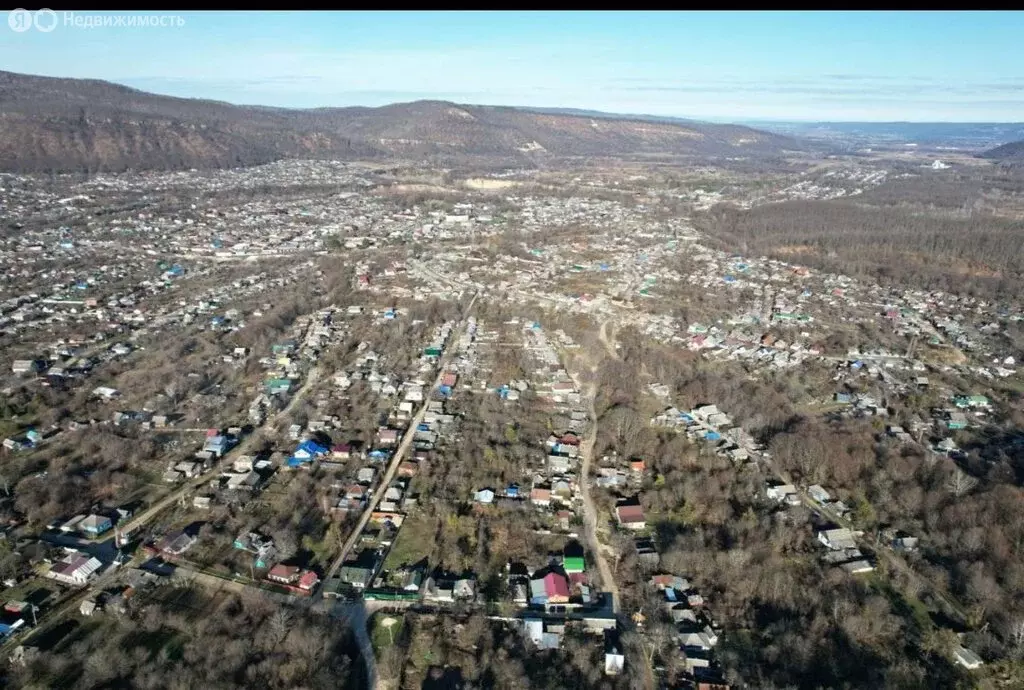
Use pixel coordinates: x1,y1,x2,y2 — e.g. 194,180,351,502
370,612,405,655
381,512,436,572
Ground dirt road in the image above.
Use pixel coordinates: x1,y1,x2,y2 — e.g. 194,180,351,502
117,365,321,538
325,293,479,584
565,319,621,614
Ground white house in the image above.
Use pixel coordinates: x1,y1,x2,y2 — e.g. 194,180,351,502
604,648,625,676
46,552,102,586
766,484,798,502
808,485,832,503
954,645,984,670
817,528,858,551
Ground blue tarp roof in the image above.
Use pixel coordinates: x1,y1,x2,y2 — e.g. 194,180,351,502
297,439,328,455
290,439,329,465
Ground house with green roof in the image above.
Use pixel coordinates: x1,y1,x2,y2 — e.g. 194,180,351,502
953,395,990,409
265,378,292,395
563,555,585,574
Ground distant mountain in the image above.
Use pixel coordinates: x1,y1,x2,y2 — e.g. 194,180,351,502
0,71,804,173
980,140,1024,164
508,106,704,127
744,120,1024,151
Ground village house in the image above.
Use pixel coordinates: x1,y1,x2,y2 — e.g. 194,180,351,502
377,427,400,447
11,359,44,376
530,569,571,607
604,630,625,676
615,502,646,530
954,645,984,670
267,564,301,585
530,486,552,507
817,528,858,551
45,552,102,587
79,514,113,536
766,483,800,504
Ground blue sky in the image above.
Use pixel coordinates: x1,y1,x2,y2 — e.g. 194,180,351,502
2,10,1023,121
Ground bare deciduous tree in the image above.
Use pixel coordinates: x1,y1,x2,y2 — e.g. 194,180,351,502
946,468,978,498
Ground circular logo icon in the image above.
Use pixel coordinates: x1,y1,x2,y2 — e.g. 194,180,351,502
34,8,57,32
8,8,32,32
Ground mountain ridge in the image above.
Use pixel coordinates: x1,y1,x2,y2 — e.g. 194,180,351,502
980,140,1024,164
0,70,805,173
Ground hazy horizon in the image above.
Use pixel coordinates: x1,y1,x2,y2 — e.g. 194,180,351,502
3,10,1023,122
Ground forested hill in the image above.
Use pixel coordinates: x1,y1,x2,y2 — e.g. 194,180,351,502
0,70,805,173
981,140,1024,165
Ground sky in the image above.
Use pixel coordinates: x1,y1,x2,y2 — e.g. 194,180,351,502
2,10,1023,122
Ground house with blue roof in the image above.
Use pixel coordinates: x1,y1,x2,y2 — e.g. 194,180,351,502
203,435,232,457
288,439,329,468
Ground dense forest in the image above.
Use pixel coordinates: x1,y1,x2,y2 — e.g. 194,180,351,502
695,198,1024,299
2,587,361,689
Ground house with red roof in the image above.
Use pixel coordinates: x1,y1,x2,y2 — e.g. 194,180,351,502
530,569,570,605
616,503,646,530
297,570,319,593
267,564,300,585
